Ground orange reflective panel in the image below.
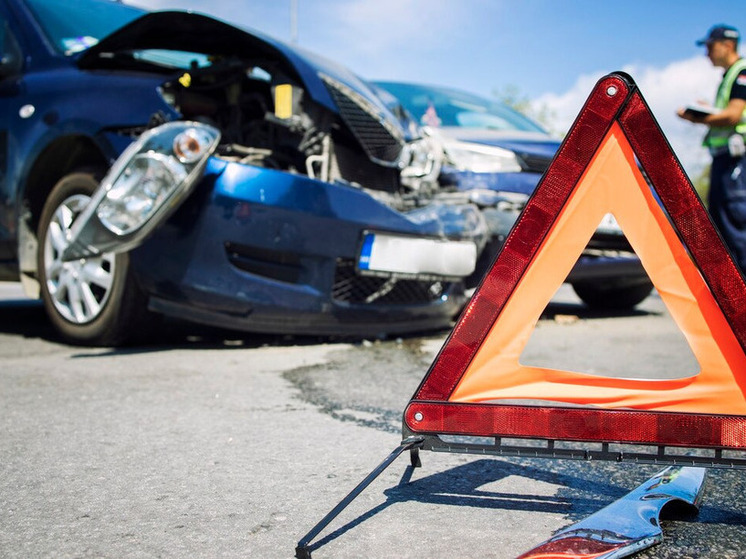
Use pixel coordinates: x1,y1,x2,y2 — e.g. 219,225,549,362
449,123,746,414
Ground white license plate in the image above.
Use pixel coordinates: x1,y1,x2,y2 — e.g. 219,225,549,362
358,232,477,278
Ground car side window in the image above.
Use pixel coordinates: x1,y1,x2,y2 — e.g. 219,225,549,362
0,17,22,78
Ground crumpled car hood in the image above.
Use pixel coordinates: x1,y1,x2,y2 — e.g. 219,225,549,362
76,10,394,122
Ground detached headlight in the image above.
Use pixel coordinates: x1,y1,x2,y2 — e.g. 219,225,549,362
62,121,220,260
443,140,522,173
96,152,188,234
96,122,219,235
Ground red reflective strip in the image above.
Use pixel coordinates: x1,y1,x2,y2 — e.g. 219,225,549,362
405,402,746,448
517,536,626,559
414,75,630,401
618,92,746,355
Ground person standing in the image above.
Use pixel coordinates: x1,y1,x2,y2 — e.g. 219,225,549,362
678,24,746,270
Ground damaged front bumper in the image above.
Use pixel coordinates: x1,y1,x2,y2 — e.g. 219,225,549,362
62,121,488,336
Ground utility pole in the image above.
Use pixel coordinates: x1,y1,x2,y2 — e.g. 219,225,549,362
290,0,298,44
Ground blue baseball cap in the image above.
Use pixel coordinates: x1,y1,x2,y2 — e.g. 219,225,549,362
696,24,740,45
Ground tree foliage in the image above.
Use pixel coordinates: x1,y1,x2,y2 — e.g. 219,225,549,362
492,84,558,134
691,163,710,207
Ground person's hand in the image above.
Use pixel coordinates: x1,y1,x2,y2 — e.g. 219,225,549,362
677,107,704,123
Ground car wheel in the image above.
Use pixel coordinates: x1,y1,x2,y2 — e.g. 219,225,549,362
37,169,149,345
571,280,654,310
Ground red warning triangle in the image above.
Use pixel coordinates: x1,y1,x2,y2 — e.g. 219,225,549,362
405,72,746,450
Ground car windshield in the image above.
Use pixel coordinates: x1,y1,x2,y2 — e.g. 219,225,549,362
25,0,145,55
375,81,547,134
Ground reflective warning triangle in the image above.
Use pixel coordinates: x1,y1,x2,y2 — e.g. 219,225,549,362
404,72,746,450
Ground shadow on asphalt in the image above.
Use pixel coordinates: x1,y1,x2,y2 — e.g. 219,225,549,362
308,456,746,556
0,297,338,351
307,458,623,554
0,298,58,340
0,294,659,353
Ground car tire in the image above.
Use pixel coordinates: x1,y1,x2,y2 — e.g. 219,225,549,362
37,169,150,345
571,281,654,310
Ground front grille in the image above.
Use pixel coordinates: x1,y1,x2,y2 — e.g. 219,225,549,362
333,142,400,192
332,259,448,305
517,152,554,174
321,74,404,165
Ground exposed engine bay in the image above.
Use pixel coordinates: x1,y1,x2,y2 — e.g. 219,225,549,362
156,56,442,208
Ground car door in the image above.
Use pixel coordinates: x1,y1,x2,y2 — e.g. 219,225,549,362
0,5,23,278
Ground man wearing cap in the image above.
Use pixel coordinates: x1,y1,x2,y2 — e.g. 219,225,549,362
678,24,746,270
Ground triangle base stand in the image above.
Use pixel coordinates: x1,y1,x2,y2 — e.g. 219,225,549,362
294,434,713,558
407,428,746,469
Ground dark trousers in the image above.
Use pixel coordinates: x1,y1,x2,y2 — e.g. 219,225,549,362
709,152,746,272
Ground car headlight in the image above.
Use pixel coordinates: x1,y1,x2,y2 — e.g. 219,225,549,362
443,140,522,173
399,136,443,190
96,152,189,235
61,121,220,261
96,122,219,235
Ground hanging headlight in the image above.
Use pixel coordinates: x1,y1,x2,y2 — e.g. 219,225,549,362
96,152,189,235
62,121,220,260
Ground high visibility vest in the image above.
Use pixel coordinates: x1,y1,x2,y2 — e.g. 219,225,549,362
704,58,746,149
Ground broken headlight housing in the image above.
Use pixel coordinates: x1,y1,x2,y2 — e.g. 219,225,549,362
62,121,220,260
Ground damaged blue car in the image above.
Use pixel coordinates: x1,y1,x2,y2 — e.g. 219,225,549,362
0,0,487,345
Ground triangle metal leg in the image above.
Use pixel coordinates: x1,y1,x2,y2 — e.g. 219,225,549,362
295,436,424,559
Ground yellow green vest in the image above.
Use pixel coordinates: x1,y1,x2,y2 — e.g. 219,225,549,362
704,58,746,149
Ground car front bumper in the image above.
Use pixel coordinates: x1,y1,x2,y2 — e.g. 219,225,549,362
128,158,478,336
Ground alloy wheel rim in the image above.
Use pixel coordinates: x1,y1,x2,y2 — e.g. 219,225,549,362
43,193,117,324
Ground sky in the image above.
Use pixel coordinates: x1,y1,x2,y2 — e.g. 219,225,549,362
127,0,746,178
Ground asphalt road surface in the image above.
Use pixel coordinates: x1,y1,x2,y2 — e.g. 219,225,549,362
1,282,745,558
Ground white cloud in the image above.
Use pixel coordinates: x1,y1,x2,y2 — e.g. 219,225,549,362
127,0,473,79
533,57,722,179
332,0,462,54
309,0,480,79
